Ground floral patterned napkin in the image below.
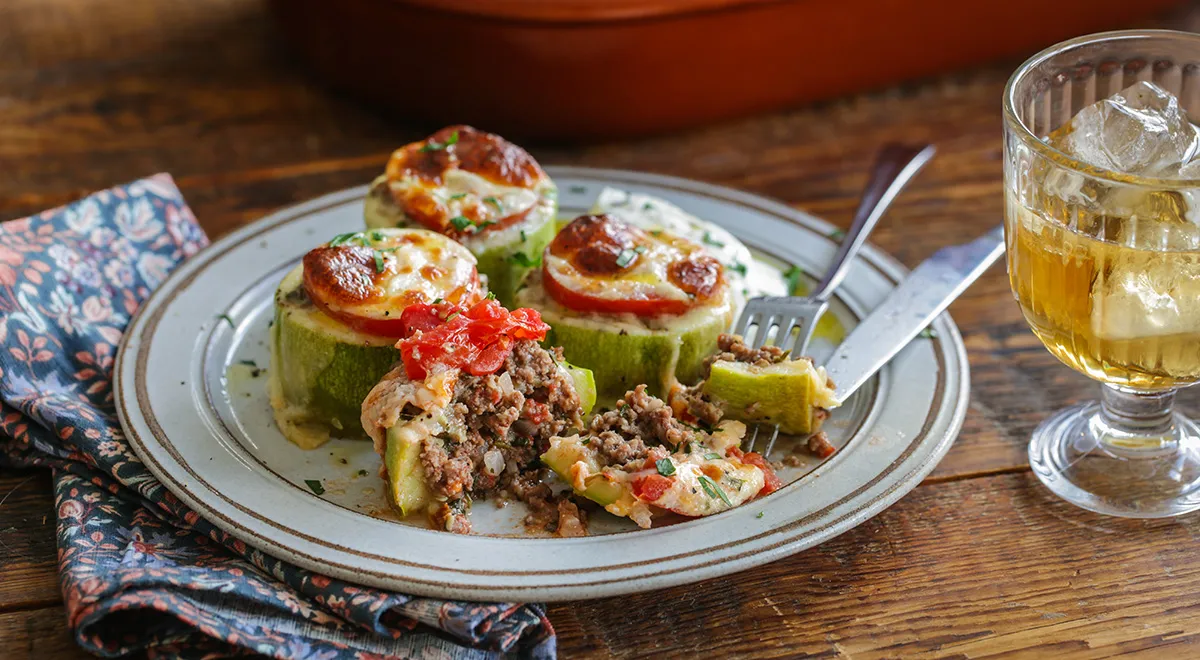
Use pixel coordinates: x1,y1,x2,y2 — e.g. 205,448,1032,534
0,174,556,659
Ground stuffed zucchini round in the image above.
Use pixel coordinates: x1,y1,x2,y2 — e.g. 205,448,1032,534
363,125,558,307
515,214,737,400
268,228,485,449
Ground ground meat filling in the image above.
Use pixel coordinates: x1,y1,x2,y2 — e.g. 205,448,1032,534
584,385,698,469
706,332,791,370
417,340,584,532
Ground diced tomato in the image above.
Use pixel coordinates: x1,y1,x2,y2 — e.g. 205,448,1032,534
397,301,462,336
397,299,550,380
739,451,783,496
631,473,673,502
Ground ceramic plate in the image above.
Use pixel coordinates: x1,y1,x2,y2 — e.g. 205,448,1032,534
115,167,969,602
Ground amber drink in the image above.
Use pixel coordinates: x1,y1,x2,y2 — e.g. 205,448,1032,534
1004,30,1200,517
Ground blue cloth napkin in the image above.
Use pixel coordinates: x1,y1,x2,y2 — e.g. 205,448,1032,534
0,175,556,659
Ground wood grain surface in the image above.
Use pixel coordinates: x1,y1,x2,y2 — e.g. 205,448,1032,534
3,1,1200,658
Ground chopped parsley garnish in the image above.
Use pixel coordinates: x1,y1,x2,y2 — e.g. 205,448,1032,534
420,130,459,152
656,458,676,477
449,193,468,200
238,359,257,367
702,232,725,248
357,469,368,477
919,327,938,339
217,314,234,328
450,216,473,231
374,251,385,273
642,202,655,211
370,230,385,241
704,452,721,460
568,185,587,194
486,291,496,300
445,311,460,321
698,475,731,506
829,229,846,240
484,196,503,211
329,231,364,247
783,265,806,295
615,248,639,268
756,512,764,519
727,477,745,490
727,261,748,276
580,438,590,445
508,252,541,268
304,479,325,495
433,297,444,304
649,229,663,236
520,229,527,242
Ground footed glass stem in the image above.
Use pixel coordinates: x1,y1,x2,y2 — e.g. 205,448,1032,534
1029,384,1200,518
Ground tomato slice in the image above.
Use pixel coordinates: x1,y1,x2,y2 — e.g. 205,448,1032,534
303,229,484,337
541,214,724,317
397,299,551,380
631,473,674,502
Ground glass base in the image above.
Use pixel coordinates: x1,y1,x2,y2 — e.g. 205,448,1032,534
1029,399,1200,518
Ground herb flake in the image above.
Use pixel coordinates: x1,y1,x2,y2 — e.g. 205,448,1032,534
829,229,846,240
508,252,541,268
420,130,459,152
217,314,234,328
698,475,731,506
727,261,748,276
329,231,364,247
450,216,472,231
656,458,676,477
615,248,639,268
484,196,503,211
374,251,386,273
919,327,938,339
704,452,721,460
304,479,325,495
702,232,726,248
783,265,806,295
449,193,468,200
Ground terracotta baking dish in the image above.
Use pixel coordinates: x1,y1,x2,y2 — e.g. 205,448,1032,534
268,0,1187,140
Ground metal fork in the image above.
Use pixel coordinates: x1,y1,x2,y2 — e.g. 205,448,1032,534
736,143,936,455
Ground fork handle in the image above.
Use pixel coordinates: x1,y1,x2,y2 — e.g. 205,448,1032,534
810,143,937,303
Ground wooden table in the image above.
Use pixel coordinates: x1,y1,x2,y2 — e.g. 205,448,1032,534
5,2,1200,658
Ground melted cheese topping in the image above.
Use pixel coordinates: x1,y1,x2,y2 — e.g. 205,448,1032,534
543,229,701,304
303,228,481,321
369,125,556,240
549,419,764,525
589,187,749,309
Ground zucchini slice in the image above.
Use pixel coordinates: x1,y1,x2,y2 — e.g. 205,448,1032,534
268,265,398,449
516,269,734,400
702,358,837,435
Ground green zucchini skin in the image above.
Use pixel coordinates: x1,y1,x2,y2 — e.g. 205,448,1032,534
364,177,558,308
269,265,398,447
516,271,734,401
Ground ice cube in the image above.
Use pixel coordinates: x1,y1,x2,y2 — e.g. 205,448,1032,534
1050,81,1200,176
1092,252,1200,340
